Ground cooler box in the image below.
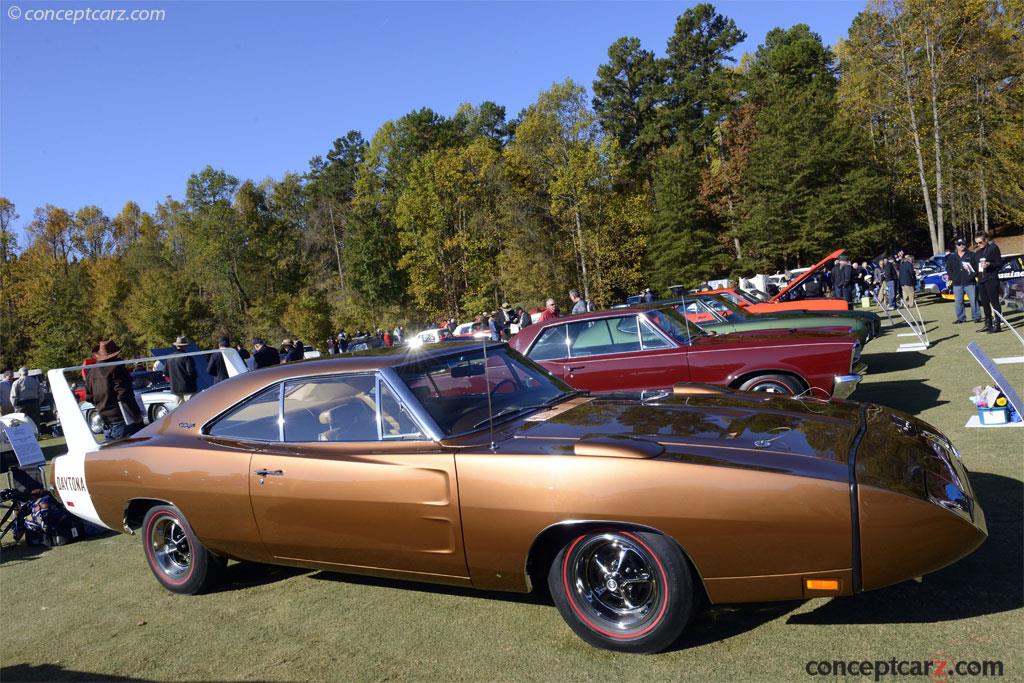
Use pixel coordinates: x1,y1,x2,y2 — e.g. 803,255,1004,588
977,406,1009,425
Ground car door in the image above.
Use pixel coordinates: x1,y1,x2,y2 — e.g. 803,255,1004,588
559,315,690,391
248,373,469,581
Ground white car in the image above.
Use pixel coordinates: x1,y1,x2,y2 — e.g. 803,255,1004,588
79,387,179,434
408,327,453,347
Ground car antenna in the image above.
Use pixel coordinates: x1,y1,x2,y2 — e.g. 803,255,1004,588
480,333,497,452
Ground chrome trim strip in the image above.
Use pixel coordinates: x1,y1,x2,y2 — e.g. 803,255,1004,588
832,374,862,399
379,366,444,442
277,381,285,442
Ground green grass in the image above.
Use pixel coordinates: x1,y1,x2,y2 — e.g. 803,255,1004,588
2,296,1022,682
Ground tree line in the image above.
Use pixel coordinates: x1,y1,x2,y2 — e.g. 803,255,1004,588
1,1,1019,370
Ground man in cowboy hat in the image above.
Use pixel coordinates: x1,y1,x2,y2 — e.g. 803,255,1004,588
252,337,280,369
85,339,143,440
165,335,198,406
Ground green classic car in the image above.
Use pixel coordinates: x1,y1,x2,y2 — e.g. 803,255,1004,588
675,294,881,344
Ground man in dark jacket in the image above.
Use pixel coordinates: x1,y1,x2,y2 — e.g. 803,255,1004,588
974,233,1003,332
882,257,900,307
252,338,280,369
85,339,143,440
946,239,981,324
899,254,917,307
206,336,231,383
831,255,853,303
165,336,198,405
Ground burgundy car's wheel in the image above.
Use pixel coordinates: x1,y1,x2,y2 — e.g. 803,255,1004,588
738,374,803,395
548,530,693,653
142,505,223,595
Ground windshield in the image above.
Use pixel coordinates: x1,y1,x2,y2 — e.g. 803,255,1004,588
645,308,706,343
396,347,574,436
693,295,750,320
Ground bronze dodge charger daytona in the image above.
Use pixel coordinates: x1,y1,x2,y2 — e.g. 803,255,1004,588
50,344,986,653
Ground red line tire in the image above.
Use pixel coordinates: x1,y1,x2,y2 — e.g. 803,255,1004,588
547,529,694,653
738,373,803,395
142,505,223,595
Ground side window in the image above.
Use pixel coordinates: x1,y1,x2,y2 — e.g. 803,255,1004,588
639,319,672,349
207,385,280,441
283,375,378,442
606,316,643,353
379,380,424,440
567,319,611,356
528,325,569,361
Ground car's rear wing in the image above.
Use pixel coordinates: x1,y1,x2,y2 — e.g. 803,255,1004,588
47,349,246,530
48,349,247,457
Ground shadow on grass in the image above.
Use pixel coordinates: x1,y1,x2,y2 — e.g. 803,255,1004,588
209,561,313,593
668,601,803,652
0,529,117,566
309,570,550,605
861,351,929,374
0,664,155,682
788,472,1022,625
851,379,948,412
1,663,278,683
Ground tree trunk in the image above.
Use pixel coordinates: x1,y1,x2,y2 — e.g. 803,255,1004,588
897,33,939,253
326,202,344,287
573,206,590,302
925,26,946,253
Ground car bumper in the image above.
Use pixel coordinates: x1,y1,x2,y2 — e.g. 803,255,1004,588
833,372,864,399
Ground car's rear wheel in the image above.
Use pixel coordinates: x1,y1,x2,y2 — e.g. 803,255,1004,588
548,530,693,653
738,373,803,395
87,409,104,435
142,505,223,595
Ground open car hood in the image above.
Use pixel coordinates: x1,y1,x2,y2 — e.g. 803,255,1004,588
770,248,844,303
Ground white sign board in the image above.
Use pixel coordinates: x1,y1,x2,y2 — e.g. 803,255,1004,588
1,423,46,467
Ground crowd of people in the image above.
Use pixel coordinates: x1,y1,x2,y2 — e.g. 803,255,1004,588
2,234,1010,444
788,234,1005,334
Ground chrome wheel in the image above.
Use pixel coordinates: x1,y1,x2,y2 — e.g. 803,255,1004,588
750,381,790,393
88,410,104,434
152,404,169,421
149,515,191,580
568,533,661,632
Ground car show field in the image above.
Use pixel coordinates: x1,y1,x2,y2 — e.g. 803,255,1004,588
1,297,1021,681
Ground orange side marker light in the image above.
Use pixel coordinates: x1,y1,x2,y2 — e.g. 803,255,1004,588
805,579,840,591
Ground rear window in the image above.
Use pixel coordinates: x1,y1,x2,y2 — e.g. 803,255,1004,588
207,386,280,441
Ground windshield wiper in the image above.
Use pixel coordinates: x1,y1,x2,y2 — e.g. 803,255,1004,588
471,391,587,430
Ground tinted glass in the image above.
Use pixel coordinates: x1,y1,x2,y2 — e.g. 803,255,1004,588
528,325,569,361
379,380,424,439
639,319,672,349
397,348,570,435
283,375,378,442
208,385,280,441
566,318,642,355
646,308,703,344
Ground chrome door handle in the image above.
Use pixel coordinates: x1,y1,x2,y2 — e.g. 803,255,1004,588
567,365,586,372
254,468,284,476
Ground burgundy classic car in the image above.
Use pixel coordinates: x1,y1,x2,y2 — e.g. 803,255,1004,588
508,306,865,397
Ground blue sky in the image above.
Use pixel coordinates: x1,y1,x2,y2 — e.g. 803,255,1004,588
0,1,863,238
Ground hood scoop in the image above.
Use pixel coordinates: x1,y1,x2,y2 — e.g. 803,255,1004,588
574,435,664,459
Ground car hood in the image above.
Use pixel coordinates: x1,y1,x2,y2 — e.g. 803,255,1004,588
691,328,856,349
449,391,861,475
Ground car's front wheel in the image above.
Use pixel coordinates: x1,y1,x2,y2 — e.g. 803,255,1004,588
142,505,223,595
548,529,694,653
149,404,169,423
738,373,803,395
